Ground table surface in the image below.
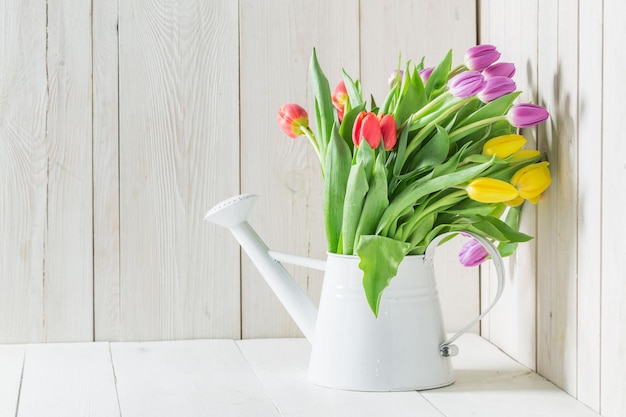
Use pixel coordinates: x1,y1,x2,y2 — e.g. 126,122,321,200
0,334,601,417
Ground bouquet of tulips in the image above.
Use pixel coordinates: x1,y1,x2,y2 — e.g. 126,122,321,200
277,45,551,316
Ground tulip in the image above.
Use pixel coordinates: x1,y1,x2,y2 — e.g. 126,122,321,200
387,70,404,87
483,62,516,78
482,134,527,158
507,104,550,128
510,161,552,202
477,76,516,103
332,81,348,122
447,71,486,98
378,114,397,150
466,177,519,203
505,196,525,207
353,112,382,148
509,149,541,164
277,104,309,138
464,44,501,71
458,238,489,267
419,67,434,84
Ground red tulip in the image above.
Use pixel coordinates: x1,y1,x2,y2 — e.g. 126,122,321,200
332,81,348,122
353,112,382,148
378,114,397,150
277,104,309,138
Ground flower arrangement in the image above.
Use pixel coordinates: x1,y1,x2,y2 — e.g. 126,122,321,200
277,45,551,316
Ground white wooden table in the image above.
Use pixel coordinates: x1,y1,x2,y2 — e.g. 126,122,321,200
0,334,600,417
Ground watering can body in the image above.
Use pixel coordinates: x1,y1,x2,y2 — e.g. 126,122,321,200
205,194,504,391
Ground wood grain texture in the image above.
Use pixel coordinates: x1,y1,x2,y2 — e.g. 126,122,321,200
601,1,626,416
361,0,480,333
17,343,120,417
118,0,241,340
478,0,539,370
44,0,94,342
577,0,603,411
93,0,121,341
239,0,360,338
536,0,579,395
0,0,47,343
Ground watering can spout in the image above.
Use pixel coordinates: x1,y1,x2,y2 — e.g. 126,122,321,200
204,194,319,342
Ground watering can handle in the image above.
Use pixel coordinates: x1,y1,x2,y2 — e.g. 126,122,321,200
424,231,505,358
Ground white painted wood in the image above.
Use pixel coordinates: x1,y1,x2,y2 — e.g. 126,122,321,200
118,0,241,340
536,0,578,395
93,0,121,341
44,0,94,342
237,339,446,417
111,340,281,416
576,0,603,411
601,1,626,416
0,0,47,343
17,343,119,417
478,0,539,369
361,0,480,334
239,0,359,338
0,345,24,417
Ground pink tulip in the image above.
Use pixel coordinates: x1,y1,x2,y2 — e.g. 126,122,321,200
353,112,382,148
332,81,348,122
387,70,404,87
458,238,489,267
464,44,501,71
507,104,550,128
277,104,309,138
483,62,516,78
378,114,397,150
447,71,486,98
477,76,516,103
419,67,434,84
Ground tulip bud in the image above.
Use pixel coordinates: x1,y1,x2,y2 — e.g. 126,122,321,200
509,149,541,164
477,76,516,103
277,104,309,138
466,177,519,203
483,62,516,78
482,134,527,158
507,104,550,128
419,67,434,85
378,114,397,150
387,70,404,87
505,196,525,207
510,161,552,201
353,112,382,148
332,81,348,122
458,238,489,267
447,71,486,99
464,44,501,71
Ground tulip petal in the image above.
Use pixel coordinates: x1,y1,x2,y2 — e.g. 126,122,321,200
466,177,519,203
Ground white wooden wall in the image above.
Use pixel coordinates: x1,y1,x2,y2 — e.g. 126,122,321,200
480,1,626,416
2,1,624,415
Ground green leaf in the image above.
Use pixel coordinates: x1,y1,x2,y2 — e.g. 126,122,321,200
355,139,376,182
425,49,452,99
341,162,369,255
393,66,427,125
469,215,533,243
324,125,353,252
341,68,363,107
357,235,411,316
309,49,334,157
411,125,450,171
456,91,522,129
498,205,522,257
338,103,365,150
355,154,389,245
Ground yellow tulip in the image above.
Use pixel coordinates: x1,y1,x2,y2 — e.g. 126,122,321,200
509,149,541,164
511,161,552,201
482,134,527,158
505,196,525,207
466,177,519,203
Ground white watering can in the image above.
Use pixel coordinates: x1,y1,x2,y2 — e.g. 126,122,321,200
205,194,504,391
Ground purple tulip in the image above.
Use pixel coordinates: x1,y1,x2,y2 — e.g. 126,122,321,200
447,71,486,98
458,238,489,267
387,69,404,87
507,104,550,128
464,44,501,71
419,67,434,84
483,62,516,78
477,76,516,103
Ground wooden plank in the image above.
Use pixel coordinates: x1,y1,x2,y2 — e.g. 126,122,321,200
0,345,24,417
478,0,539,369
111,340,281,416
601,1,626,416
118,0,241,340
239,0,359,338
360,0,479,333
17,343,120,417
0,0,47,343
44,0,94,342
536,0,578,395
236,339,445,417
576,0,603,411
93,0,121,341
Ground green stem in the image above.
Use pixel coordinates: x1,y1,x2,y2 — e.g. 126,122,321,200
301,126,325,176
400,91,453,129
447,115,507,142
